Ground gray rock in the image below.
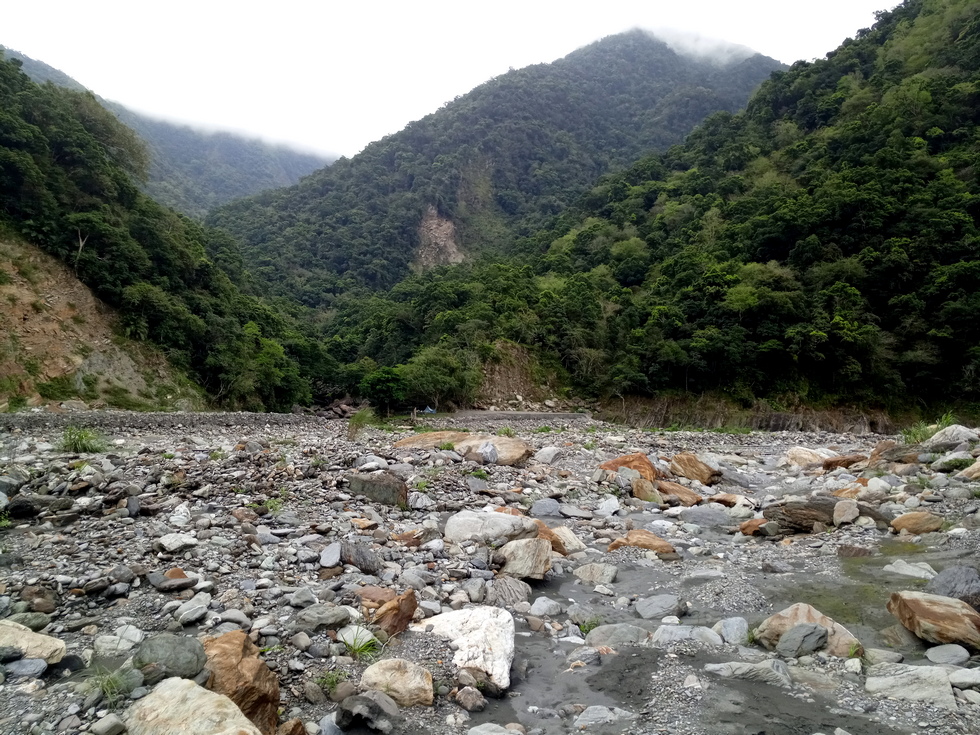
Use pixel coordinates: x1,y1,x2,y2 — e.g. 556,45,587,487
467,726,511,735
585,624,651,648
8,612,51,631
882,559,936,579
921,425,979,452
712,617,750,646
635,595,683,620
775,623,828,657
528,597,562,617
573,705,635,728
863,648,904,665
320,542,342,568
865,663,955,709
154,533,198,553
132,633,206,678
336,690,401,733
931,451,975,473
444,510,538,545
318,713,344,735
4,658,47,678
677,506,731,528
345,471,407,507
288,587,318,608
484,576,531,607
533,447,561,465
341,541,382,574
574,562,618,585
559,505,594,520
948,668,980,690
174,592,211,625
90,714,126,735
704,659,793,687
530,498,560,517
146,571,197,592
925,565,980,610
925,643,970,666
287,603,351,634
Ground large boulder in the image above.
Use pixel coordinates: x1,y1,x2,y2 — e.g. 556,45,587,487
925,566,980,611
755,603,862,658
132,633,206,679
598,453,667,482
655,480,702,507
444,510,538,545
669,453,722,486
864,663,955,709
886,591,980,648
393,432,532,466
890,511,944,535
920,424,979,452
344,472,408,507
125,677,263,735
360,658,433,706
764,497,888,533
496,538,553,579
607,529,674,554
411,607,515,689
0,620,65,663
203,631,279,735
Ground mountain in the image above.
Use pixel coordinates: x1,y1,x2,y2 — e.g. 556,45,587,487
312,0,980,410
3,47,332,219
207,31,784,305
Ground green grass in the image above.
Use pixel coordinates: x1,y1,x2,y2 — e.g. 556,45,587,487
342,629,381,660
37,375,77,401
533,425,553,433
4,395,27,413
467,468,489,480
902,410,956,444
579,615,603,635
316,670,349,692
59,425,107,453
88,667,127,709
347,408,375,440
0,510,11,529
437,442,456,451
497,427,516,437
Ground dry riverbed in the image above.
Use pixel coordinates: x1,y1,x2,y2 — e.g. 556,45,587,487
0,410,979,735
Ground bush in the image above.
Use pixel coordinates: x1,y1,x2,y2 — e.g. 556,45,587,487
59,425,107,453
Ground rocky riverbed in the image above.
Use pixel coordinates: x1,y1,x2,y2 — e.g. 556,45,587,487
1,410,979,735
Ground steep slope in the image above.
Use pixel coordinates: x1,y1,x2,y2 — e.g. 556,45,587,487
318,0,980,409
208,31,784,305
3,47,332,219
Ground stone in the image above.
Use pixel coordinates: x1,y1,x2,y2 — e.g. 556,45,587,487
833,499,859,526
0,620,65,663
890,511,944,535
925,566,980,611
585,624,651,648
4,658,47,678
319,542,342,568
774,623,828,657
154,533,198,553
530,498,560,517
125,677,263,735
607,529,674,554
669,453,722,485
373,590,417,637
948,668,980,689
635,595,683,620
887,591,980,648
288,603,350,634
393,432,532,466
289,587,318,608
529,597,562,617
455,686,487,712
444,510,538,545
497,538,553,579
411,606,515,689
467,727,510,735
598,453,667,482
864,662,955,709
784,447,824,466
656,480,702,506
533,520,568,555
550,525,586,553
925,643,970,665
532,447,561,465
932,451,975,473
147,570,197,592
764,497,887,534
920,424,979,452
341,541,383,575
132,633,207,679
631,478,663,503
90,714,126,735
484,576,531,607
573,706,636,728
345,471,408,507
174,592,212,625
8,612,51,631
574,562,618,585
337,625,380,655
822,454,866,471
882,559,937,579
712,617,749,646
863,648,904,666
360,658,433,706
755,603,862,658
955,458,980,480
204,631,279,735
336,690,403,733
704,659,793,687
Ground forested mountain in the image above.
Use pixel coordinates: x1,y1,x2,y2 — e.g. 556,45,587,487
208,31,784,304
3,48,331,219
0,52,329,410
315,0,980,411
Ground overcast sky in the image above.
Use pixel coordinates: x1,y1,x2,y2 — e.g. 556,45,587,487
4,0,896,157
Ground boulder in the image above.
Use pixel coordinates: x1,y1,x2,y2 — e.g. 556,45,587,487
125,677,263,735
204,631,279,735
497,538,553,579
864,663,955,710
598,453,667,482
344,472,408,508
833,499,859,526
890,511,944,535
607,529,674,554
774,623,828,657
341,541,383,575
132,633,206,679
372,590,417,637
755,603,862,658
444,510,538,545
336,691,402,734
955,458,980,480
411,607,515,689
533,520,568,555
886,591,980,648
585,623,652,648
631,478,663,503
920,424,979,452
635,595,683,620
393,432,532,466
784,447,824,467
574,562,618,585
655,480,702,507
287,603,350,634
764,497,887,534
0,620,65,663
550,526,586,553
703,659,793,688
360,658,433,706
484,576,531,607
669,453,722,486
925,566,980,611
925,643,970,665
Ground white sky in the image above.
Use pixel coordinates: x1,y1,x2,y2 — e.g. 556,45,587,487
3,0,896,157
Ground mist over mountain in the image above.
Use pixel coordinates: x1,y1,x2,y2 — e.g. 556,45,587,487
2,47,332,219
208,30,784,305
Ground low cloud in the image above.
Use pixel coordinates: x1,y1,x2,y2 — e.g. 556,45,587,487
643,28,758,65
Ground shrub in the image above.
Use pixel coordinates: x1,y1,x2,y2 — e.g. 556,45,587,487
59,425,106,453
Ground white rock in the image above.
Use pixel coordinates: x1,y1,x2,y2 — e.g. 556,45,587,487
412,607,515,689
443,510,538,545
0,620,66,663
124,677,262,734
882,559,937,579
155,533,198,552
865,663,955,709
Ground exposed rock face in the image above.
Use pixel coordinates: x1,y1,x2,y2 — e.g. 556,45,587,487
755,603,862,658
204,631,279,735
864,663,956,709
360,658,433,706
415,205,464,269
886,591,980,648
125,677,263,735
411,607,515,689
606,529,674,554
668,453,721,485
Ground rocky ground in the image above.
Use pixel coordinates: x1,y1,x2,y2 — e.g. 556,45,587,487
0,409,979,735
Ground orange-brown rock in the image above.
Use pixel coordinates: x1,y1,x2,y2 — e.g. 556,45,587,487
358,586,396,610
832,485,862,499
712,493,750,508
869,439,898,463
656,480,702,507
232,507,259,523
887,591,980,648
891,511,944,535
163,567,189,579
204,630,279,735
755,603,862,658
277,719,306,735
606,529,674,554
631,478,663,503
739,519,768,536
533,520,568,555
351,517,378,530
598,453,667,482
669,453,722,485
956,459,980,481
390,530,424,547
822,454,866,471
373,589,418,637
494,507,525,516
393,432,532,465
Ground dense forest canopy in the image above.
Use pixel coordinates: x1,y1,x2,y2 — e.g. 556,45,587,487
3,47,331,219
208,31,783,304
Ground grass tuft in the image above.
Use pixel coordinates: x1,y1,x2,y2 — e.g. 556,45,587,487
59,425,106,453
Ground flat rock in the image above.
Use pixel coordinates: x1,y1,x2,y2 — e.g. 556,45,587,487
925,643,970,665
598,453,667,482
865,662,955,709
125,677,263,735
774,623,828,657
132,633,206,678
926,566,980,611
887,591,980,648
656,480,702,506
0,620,65,663
574,562,618,585
756,603,862,658
287,603,350,634
412,607,515,689
444,510,538,545
882,559,936,579
607,529,674,554
704,659,793,687
635,595,683,620
345,471,408,507
920,424,979,452
669,453,722,485
585,623,652,648
530,498,560,517
360,658,433,706
154,533,198,553
891,511,944,535
393,432,532,466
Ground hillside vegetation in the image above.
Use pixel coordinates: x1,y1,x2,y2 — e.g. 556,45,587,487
4,47,331,219
208,31,783,303
314,0,980,411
